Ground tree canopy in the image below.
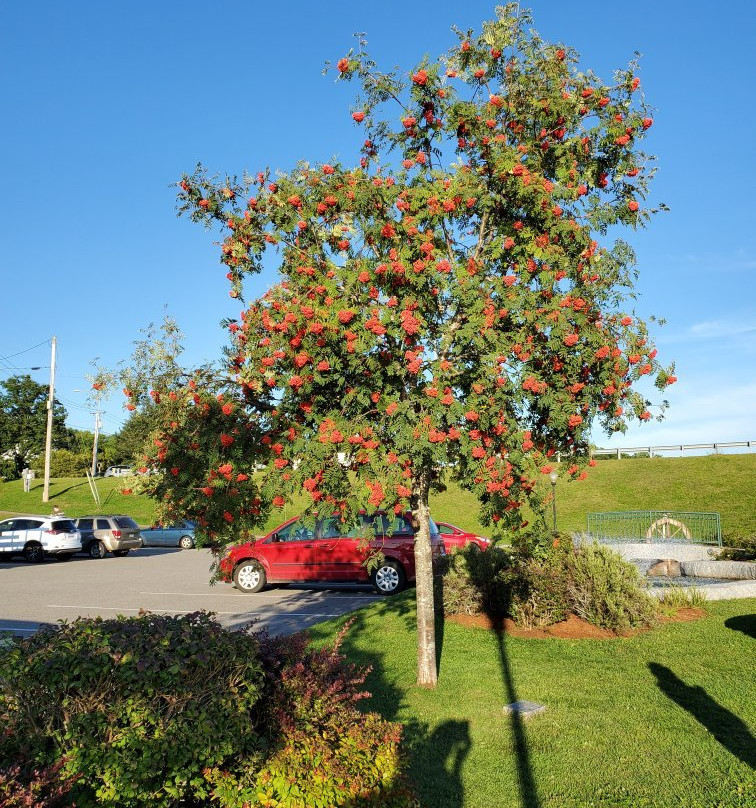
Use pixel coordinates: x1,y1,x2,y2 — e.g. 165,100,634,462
101,5,674,685
0,374,69,478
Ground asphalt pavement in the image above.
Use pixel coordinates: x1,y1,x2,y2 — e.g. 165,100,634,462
0,547,381,636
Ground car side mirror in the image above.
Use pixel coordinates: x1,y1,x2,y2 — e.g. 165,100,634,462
270,533,279,543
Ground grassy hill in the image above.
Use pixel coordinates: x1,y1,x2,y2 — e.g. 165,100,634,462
1,453,754,538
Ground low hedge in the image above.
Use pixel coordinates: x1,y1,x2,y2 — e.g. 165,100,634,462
442,538,658,633
0,613,417,807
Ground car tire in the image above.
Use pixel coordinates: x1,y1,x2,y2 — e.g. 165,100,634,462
233,560,267,593
112,550,129,557
178,535,194,550
23,543,44,564
89,541,107,560
372,560,405,595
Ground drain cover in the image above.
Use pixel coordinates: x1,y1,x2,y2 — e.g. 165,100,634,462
502,700,547,718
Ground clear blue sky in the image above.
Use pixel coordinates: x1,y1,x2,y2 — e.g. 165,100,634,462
1,1,754,450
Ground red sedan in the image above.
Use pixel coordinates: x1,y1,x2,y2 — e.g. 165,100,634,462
219,512,445,596
435,521,490,553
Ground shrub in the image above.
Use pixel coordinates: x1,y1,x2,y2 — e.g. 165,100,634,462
719,534,756,561
566,543,657,633
0,612,267,807
0,759,78,807
204,624,418,808
441,544,517,616
0,614,417,808
510,558,571,628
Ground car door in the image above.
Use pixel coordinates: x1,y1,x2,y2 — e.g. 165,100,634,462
315,516,369,581
76,518,95,550
261,518,319,581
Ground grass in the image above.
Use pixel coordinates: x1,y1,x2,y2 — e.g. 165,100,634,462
307,596,756,808
1,453,755,536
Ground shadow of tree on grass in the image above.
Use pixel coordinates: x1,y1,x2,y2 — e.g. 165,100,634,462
649,662,756,769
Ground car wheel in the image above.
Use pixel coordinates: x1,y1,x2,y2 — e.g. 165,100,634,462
89,541,107,559
23,543,44,564
372,560,405,595
178,535,194,550
112,550,129,557
233,560,267,593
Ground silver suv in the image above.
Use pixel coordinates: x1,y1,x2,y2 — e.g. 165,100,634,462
75,515,143,559
0,516,81,563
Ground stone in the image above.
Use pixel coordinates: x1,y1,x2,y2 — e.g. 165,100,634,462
502,701,547,719
646,559,682,577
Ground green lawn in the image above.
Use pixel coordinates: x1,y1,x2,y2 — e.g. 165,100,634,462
1,453,755,536
308,596,756,808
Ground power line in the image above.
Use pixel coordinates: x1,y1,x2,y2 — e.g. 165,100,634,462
0,338,51,362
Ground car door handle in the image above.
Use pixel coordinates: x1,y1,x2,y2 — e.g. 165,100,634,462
318,542,336,551
301,543,315,548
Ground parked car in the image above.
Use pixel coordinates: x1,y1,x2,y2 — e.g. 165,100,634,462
219,512,446,596
435,521,490,553
103,466,133,477
74,515,143,559
0,515,81,563
140,520,196,549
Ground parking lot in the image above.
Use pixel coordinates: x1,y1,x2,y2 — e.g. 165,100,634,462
0,548,381,637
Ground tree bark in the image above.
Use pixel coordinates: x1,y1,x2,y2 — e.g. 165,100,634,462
413,470,437,687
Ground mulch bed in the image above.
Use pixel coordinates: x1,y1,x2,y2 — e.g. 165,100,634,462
445,608,706,639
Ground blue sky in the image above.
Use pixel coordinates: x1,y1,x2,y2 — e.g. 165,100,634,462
1,1,754,450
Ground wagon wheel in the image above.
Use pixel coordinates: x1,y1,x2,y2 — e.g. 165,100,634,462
644,517,692,541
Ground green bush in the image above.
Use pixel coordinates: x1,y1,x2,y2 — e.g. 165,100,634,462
0,614,417,808
719,534,756,561
0,612,267,806
510,558,570,628
31,449,90,478
567,543,657,633
441,544,517,616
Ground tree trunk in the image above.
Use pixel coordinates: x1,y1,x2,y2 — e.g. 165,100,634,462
413,471,437,687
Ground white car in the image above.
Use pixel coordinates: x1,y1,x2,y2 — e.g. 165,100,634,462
103,466,133,477
0,515,81,563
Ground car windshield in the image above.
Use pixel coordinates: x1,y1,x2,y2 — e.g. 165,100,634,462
114,517,139,529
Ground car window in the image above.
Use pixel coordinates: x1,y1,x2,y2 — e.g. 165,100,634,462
52,520,77,532
318,516,359,539
384,515,414,536
0,520,15,531
274,520,315,542
96,518,111,530
78,519,94,530
114,517,139,529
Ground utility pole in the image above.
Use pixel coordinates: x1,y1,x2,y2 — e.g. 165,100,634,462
91,410,102,477
42,336,57,503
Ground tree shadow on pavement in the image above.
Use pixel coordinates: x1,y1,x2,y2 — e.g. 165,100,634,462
648,662,756,769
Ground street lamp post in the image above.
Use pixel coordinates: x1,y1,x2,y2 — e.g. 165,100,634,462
549,471,558,534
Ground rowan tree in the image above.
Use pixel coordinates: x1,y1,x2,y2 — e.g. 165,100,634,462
118,6,675,687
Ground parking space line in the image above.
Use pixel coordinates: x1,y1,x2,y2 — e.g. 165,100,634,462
45,605,352,618
139,590,378,599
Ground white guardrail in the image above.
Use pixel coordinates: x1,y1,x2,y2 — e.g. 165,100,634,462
590,441,756,459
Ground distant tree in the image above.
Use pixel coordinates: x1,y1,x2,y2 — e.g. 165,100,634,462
0,375,69,478
97,5,675,687
31,448,90,478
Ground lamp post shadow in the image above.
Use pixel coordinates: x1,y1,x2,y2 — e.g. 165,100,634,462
648,662,756,769
489,614,541,808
